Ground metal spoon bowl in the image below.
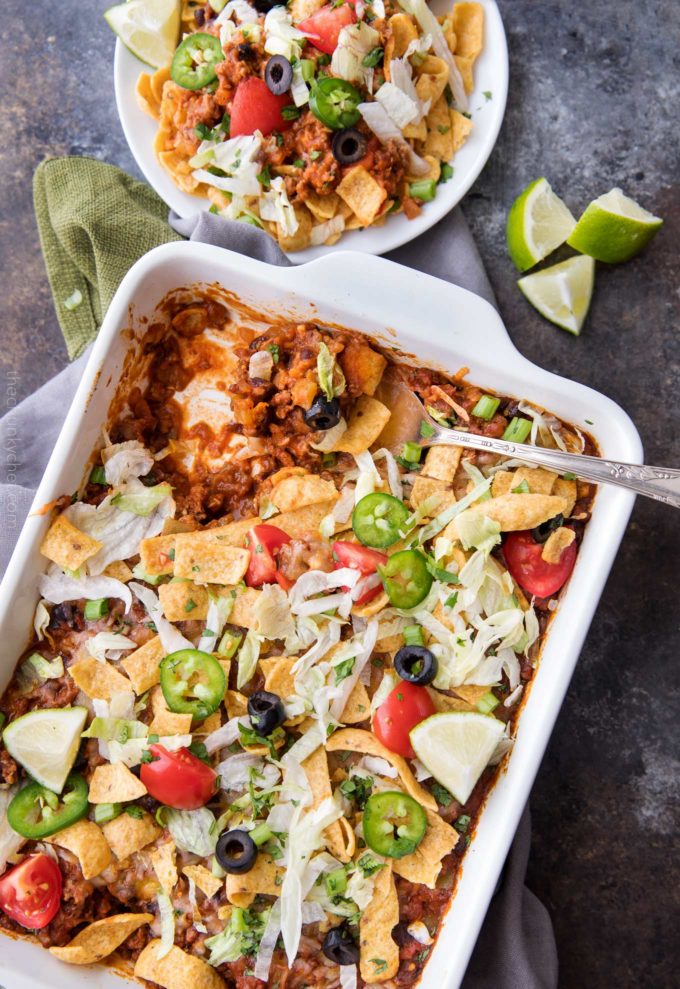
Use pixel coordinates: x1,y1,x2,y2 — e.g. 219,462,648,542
375,369,680,508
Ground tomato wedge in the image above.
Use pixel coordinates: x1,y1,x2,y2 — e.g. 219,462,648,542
0,853,62,929
503,529,577,598
332,540,387,605
230,77,294,138
297,2,357,55
373,682,435,759
245,524,292,590
140,744,217,809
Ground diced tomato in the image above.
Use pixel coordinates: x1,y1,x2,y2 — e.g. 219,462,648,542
297,2,357,55
230,78,294,138
140,744,217,809
373,682,435,758
245,524,293,591
332,540,387,605
503,529,577,598
0,853,62,930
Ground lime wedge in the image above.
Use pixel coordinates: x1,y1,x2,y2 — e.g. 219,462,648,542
507,178,577,272
105,0,181,69
410,711,505,805
3,707,88,793
567,188,663,264
518,255,595,335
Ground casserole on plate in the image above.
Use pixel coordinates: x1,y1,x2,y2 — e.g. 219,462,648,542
0,244,641,989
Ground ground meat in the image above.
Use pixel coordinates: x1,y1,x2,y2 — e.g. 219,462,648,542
278,535,335,582
34,852,115,947
214,34,265,103
0,746,18,784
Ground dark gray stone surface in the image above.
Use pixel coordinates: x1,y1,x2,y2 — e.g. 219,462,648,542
0,1,678,985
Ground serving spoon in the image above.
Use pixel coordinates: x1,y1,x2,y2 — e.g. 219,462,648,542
375,370,680,508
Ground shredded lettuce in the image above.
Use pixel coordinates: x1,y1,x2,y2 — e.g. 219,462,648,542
236,629,263,689
110,481,173,517
107,733,192,767
86,632,137,663
198,592,235,652
16,652,64,693
0,786,25,871
264,6,305,61
317,342,346,402
33,600,51,641
419,475,492,543
157,892,175,959
259,176,299,235
331,21,380,87
164,806,218,857
130,582,193,654
455,511,501,553
102,441,153,486
38,571,132,612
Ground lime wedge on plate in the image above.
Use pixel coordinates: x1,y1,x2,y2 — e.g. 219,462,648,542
506,177,577,271
410,711,505,805
105,0,180,69
518,255,595,336
3,707,88,793
567,188,663,264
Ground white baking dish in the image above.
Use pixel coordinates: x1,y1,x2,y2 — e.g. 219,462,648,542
0,243,641,989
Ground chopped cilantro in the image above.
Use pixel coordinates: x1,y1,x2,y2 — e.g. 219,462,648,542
430,782,453,807
362,46,384,68
334,656,355,684
357,853,385,876
454,814,471,834
125,805,145,819
281,105,301,120
339,775,373,809
185,598,198,613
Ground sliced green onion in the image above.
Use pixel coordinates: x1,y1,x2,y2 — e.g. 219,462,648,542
409,179,437,202
471,395,500,421
249,823,273,847
502,417,532,443
63,289,83,311
300,58,315,82
84,598,109,620
89,466,107,485
218,630,243,659
438,162,454,184
563,472,577,480
281,105,301,120
401,441,422,464
476,691,500,715
512,480,530,494
419,419,436,439
402,624,425,647
209,0,228,11
325,866,348,896
94,802,122,824
362,46,384,68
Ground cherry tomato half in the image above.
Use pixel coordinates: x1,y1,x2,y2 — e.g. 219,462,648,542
332,540,387,605
297,2,357,55
140,744,217,809
230,78,294,138
503,529,577,598
0,853,62,930
245,524,292,590
373,682,435,759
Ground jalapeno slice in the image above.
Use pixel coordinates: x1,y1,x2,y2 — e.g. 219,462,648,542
160,648,226,722
171,33,223,91
362,790,427,859
7,772,89,839
352,492,410,549
309,77,362,130
379,549,433,609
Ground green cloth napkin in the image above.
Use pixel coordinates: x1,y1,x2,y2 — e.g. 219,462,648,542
33,157,181,359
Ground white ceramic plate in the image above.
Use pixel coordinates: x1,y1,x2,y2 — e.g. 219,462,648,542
113,0,508,262
1,244,640,989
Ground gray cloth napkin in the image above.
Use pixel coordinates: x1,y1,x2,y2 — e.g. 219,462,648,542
0,207,557,988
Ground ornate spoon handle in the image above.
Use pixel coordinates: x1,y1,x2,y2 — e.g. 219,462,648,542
424,427,680,508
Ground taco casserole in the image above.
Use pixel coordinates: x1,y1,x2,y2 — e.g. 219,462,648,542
136,0,484,250
0,290,594,989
